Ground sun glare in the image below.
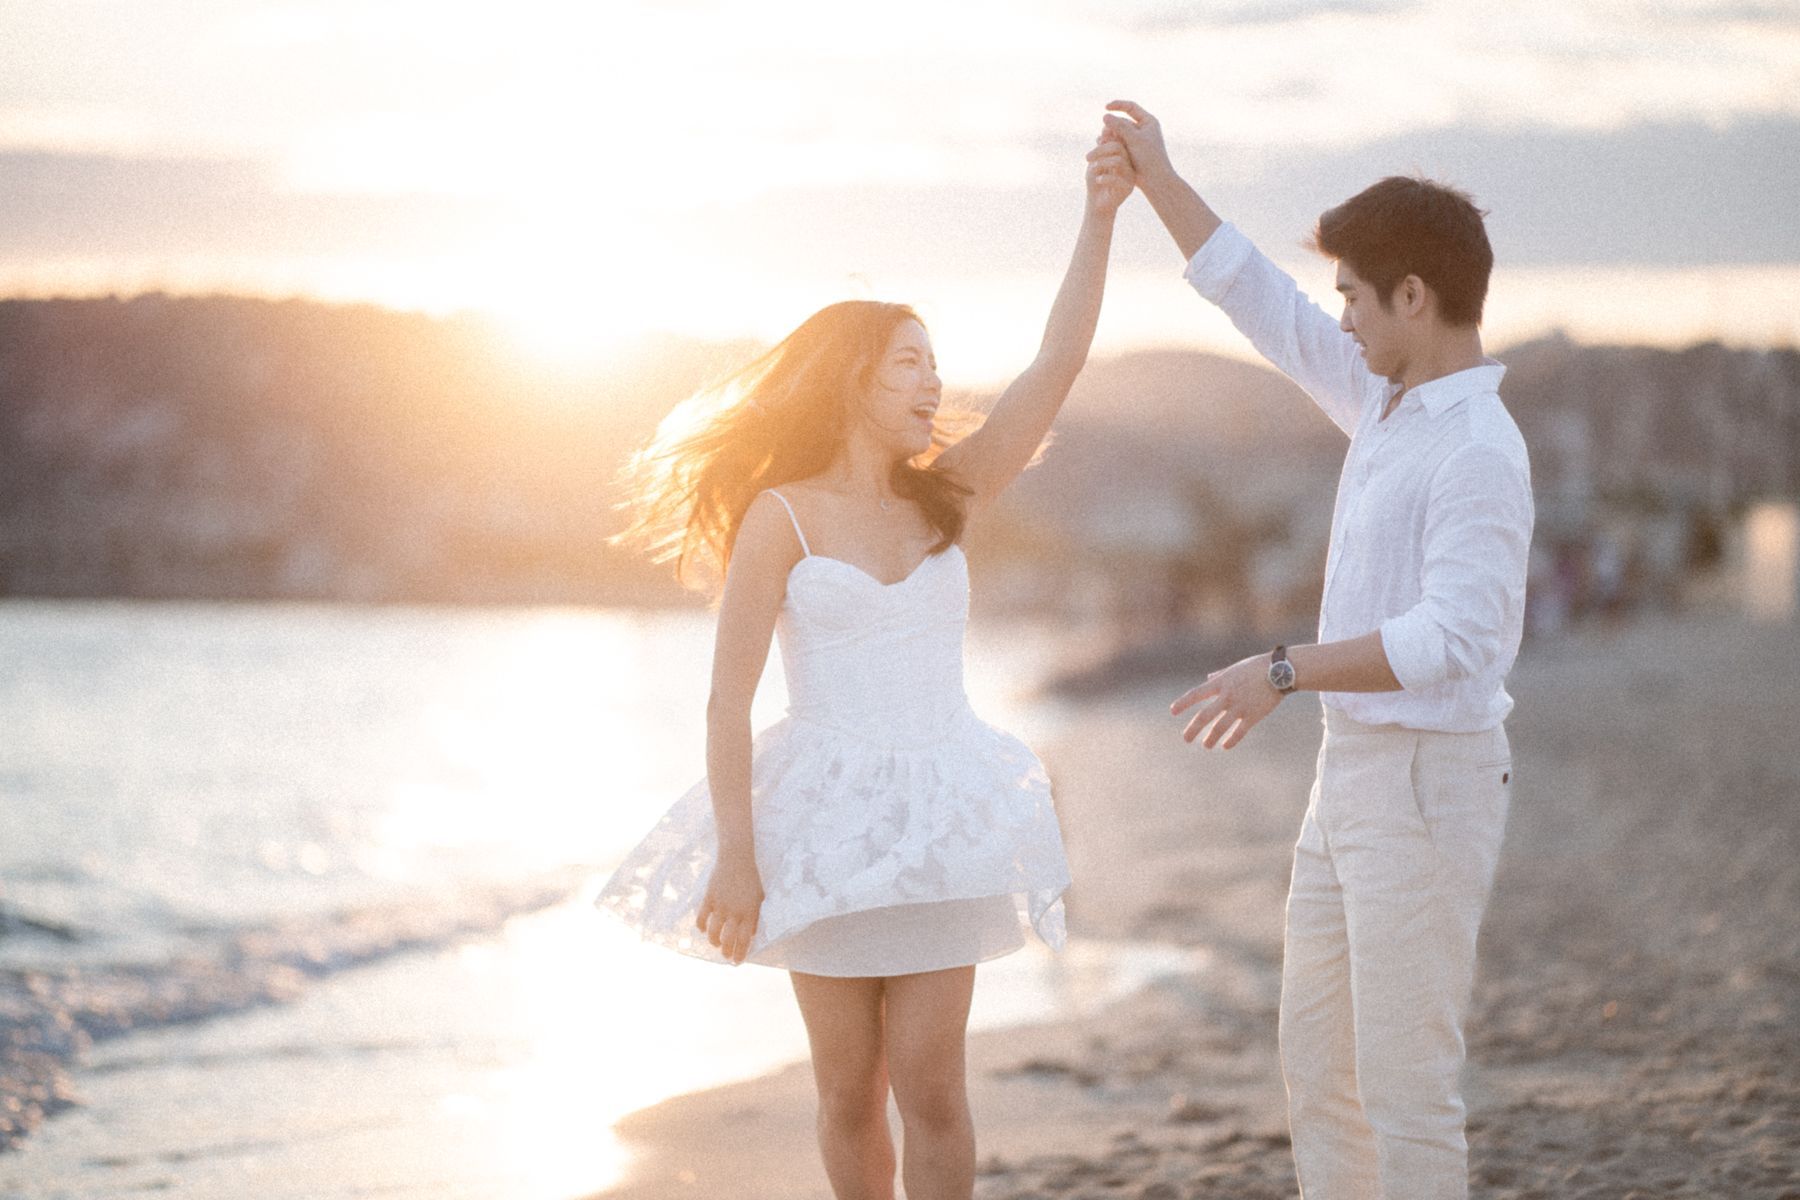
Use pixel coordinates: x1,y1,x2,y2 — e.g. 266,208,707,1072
6,0,1794,373
493,282,647,367
472,197,683,366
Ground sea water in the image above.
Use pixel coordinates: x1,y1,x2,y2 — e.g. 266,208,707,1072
0,601,1200,1198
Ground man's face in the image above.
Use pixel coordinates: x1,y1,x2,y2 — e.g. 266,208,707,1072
1335,261,1406,380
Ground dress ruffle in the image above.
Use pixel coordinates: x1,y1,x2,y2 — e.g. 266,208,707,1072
596,704,1069,968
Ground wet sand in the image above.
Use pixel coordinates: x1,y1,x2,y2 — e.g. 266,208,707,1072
601,614,1800,1199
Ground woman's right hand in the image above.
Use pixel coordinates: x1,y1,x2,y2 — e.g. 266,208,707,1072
695,848,764,965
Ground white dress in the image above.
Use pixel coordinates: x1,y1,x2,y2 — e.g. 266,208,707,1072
596,491,1070,976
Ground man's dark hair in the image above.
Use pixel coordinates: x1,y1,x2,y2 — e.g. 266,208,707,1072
1312,176,1493,327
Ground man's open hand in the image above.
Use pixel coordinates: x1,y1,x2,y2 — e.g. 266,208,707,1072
1171,651,1284,750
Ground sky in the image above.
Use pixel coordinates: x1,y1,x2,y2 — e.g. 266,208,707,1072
2,0,1797,382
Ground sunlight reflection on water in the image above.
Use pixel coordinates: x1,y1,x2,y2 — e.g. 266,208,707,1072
474,896,1205,1199
0,600,1187,1199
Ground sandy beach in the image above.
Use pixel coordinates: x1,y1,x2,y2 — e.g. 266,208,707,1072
601,612,1800,1200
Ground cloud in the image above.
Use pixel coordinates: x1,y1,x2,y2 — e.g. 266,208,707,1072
0,152,502,258
1124,0,1420,30
0,115,1793,310
692,116,1800,276
1634,0,1800,28
1222,117,1800,268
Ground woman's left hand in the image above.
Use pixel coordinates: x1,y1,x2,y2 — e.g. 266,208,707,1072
1085,130,1135,216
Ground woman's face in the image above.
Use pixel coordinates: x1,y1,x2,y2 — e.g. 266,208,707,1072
856,319,941,458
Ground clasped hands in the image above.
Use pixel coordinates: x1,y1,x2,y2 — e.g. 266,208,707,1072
1087,99,1176,203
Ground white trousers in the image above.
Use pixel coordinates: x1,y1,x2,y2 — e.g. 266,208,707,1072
1279,709,1512,1200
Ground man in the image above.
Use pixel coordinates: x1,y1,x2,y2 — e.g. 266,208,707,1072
1098,101,1534,1198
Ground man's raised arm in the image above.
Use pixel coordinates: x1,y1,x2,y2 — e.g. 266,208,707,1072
1098,100,1374,437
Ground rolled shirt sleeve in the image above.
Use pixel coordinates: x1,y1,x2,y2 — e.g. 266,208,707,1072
1378,442,1534,692
1181,221,1257,296
1183,221,1375,438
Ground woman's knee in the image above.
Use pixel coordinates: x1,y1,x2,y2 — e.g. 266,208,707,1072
815,1073,889,1133
881,966,975,1134
889,1067,968,1134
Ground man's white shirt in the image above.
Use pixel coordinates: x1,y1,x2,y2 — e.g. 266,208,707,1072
1183,222,1534,733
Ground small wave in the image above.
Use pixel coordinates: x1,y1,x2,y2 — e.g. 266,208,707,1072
0,862,94,886
0,868,586,1153
86,1034,470,1077
0,905,84,945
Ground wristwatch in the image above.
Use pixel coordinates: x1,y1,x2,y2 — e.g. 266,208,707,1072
1268,645,1297,694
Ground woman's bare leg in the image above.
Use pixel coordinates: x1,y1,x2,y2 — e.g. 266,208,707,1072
883,966,977,1200
790,972,896,1200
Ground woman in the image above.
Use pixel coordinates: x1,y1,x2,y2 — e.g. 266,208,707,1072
598,135,1133,1199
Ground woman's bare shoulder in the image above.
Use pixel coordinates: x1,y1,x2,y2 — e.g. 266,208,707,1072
765,477,850,522
769,476,839,501
737,489,809,561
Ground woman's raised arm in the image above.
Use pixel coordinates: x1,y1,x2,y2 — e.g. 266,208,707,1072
933,139,1133,508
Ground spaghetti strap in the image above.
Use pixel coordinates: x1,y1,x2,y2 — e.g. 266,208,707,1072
764,490,812,557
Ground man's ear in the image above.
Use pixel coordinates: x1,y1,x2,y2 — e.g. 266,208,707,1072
1399,274,1431,320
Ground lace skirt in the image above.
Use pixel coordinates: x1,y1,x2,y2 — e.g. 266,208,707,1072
596,705,1069,975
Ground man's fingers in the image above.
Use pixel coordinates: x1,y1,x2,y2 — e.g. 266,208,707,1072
1171,680,1221,715
1203,714,1241,751
1220,716,1256,751
1187,694,1225,727
694,898,712,933
705,910,725,948
1205,713,1237,749
1182,701,1224,743
1171,684,1202,714
1106,99,1151,123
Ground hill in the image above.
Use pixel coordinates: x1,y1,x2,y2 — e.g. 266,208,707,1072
0,295,1793,613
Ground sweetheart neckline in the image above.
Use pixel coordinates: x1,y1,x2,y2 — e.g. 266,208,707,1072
787,543,965,590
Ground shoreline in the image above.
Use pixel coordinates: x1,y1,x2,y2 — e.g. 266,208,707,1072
3,610,1793,1198
600,613,1800,1199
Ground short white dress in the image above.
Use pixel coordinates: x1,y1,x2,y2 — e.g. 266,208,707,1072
596,491,1070,976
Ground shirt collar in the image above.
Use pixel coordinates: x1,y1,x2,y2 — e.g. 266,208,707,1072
1394,359,1506,417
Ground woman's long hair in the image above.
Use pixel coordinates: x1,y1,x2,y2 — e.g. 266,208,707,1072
616,300,975,590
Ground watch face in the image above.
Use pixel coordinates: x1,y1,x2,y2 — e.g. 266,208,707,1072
1269,660,1296,692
